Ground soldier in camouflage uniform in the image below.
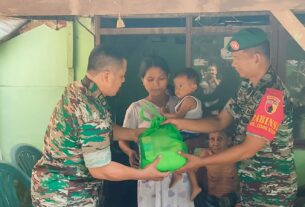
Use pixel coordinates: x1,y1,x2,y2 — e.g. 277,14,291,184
31,45,169,207
165,28,297,207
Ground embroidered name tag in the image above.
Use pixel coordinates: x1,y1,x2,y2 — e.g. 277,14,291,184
247,88,284,141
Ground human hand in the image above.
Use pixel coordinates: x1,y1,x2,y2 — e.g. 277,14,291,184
200,81,209,89
132,128,146,143
160,107,168,117
175,152,203,174
161,106,170,114
160,109,176,119
162,118,183,130
141,156,170,181
128,150,139,168
210,73,217,80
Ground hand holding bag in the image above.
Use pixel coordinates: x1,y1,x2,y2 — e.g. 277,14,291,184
138,103,187,172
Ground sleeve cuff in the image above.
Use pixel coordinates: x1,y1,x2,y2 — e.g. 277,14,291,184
83,146,111,168
246,132,271,143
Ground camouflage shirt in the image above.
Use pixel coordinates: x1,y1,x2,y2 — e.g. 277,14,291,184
225,68,297,207
32,76,112,207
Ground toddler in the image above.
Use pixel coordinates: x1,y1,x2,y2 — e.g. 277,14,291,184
163,67,202,200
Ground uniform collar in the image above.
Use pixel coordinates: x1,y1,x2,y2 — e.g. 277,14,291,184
81,76,104,99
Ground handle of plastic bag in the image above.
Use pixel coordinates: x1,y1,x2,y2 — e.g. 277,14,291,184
140,103,166,128
140,103,161,121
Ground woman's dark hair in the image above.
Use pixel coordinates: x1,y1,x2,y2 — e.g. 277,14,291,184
139,55,171,78
174,67,200,85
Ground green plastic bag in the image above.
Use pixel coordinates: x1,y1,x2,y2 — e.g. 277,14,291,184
138,103,187,172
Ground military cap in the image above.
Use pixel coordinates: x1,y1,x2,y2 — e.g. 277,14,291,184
227,28,268,52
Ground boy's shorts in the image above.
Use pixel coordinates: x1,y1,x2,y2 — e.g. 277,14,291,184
206,192,239,207
194,190,239,207
180,131,201,141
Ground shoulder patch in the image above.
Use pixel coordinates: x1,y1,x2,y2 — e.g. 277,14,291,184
247,88,284,141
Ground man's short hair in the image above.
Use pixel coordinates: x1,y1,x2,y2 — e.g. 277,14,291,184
87,45,125,72
246,40,270,60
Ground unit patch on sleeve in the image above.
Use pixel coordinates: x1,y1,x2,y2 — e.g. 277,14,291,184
247,88,284,141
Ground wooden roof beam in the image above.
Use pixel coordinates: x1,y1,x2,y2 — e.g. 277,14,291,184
271,9,305,51
0,0,305,16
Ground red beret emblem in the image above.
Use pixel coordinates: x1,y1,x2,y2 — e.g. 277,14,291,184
230,41,240,51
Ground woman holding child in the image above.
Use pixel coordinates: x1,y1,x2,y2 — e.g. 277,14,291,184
119,55,194,207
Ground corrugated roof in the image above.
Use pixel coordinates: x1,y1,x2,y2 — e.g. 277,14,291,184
0,17,28,43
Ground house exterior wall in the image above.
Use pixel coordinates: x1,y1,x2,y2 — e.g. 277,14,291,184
0,24,71,160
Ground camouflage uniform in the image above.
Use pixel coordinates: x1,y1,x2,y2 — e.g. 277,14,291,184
225,68,297,207
32,76,112,207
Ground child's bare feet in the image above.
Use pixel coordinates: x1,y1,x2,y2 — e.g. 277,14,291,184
169,173,182,188
191,186,202,201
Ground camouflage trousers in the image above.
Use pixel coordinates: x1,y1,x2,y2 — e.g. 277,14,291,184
32,196,98,207
239,179,297,207
31,172,102,207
